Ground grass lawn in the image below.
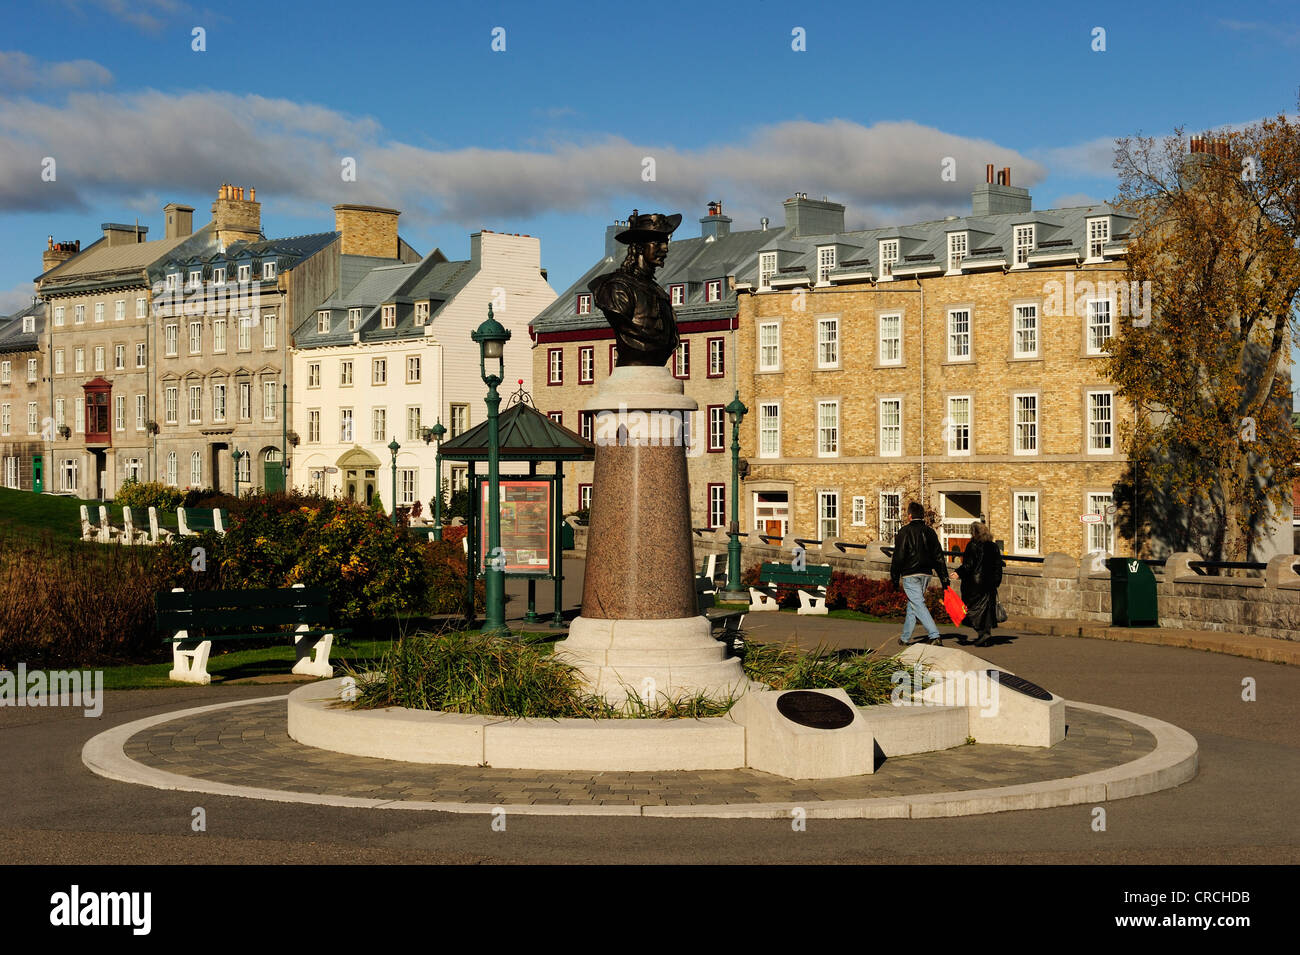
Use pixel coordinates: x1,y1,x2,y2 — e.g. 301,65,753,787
716,599,894,624
99,630,561,690
0,487,145,544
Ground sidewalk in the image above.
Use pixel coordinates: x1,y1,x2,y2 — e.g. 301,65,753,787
1005,615,1300,666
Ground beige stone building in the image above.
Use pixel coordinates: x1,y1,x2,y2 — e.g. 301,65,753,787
0,300,46,492
736,177,1139,559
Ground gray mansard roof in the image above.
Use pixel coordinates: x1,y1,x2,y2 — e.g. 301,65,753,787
0,299,44,354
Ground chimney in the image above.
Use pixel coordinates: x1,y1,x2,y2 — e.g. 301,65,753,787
333,203,400,258
971,163,1032,216
212,184,262,249
782,194,846,236
43,236,81,273
101,222,149,246
700,200,732,241
761,217,769,231
164,202,194,240
605,219,627,260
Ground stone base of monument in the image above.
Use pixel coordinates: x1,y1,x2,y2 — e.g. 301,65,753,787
730,686,875,778
556,615,748,705
897,644,1065,747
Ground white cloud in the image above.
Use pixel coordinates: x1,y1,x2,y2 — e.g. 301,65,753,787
0,281,36,315
0,51,113,91
0,90,1051,229
59,0,188,33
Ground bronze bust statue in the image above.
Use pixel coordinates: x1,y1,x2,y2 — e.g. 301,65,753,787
589,210,682,367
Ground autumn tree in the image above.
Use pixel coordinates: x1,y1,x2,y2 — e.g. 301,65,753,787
1106,104,1300,562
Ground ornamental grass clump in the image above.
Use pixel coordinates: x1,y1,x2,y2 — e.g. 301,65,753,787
741,642,916,707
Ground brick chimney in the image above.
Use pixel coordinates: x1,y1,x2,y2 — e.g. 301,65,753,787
333,204,400,258
164,202,194,240
211,184,262,250
700,200,732,241
43,236,81,273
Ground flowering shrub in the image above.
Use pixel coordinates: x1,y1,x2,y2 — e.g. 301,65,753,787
115,480,183,512
743,563,951,623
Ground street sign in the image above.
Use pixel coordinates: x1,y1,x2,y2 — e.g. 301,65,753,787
1080,513,1103,524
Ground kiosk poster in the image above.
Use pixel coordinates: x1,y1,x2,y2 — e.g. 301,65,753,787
479,479,552,575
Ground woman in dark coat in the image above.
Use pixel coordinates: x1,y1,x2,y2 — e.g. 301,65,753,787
957,521,1004,647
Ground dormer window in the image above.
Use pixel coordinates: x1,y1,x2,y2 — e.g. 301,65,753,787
705,279,722,303
213,267,226,285
347,307,362,331
237,264,251,283
166,273,179,291
1087,217,1110,259
817,246,836,285
1013,225,1035,267
22,315,34,333
758,252,777,291
670,284,686,306
381,305,396,328
879,240,899,278
188,269,201,289
577,293,592,315
262,261,276,280
947,232,967,273
414,302,430,326
317,310,331,334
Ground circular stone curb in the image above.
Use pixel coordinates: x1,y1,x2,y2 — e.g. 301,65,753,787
81,694,1199,819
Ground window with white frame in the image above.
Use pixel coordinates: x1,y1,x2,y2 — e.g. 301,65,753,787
1013,492,1039,554
135,395,145,430
880,398,902,456
188,384,201,423
879,240,899,278
166,452,177,486
852,496,867,526
74,348,84,373
1014,224,1035,266
1088,390,1114,452
669,284,685,306
3,456,16,489
213,383,226,422
55,305,65,327
307,409,320,442
758,252,777,290
705,279,722,303
947,396,971,455
708,405,726,452
879,313,902,365
947,309,971,360
21,314,33,333
1014,394,1038,453
947,232,967,272
708,484,726,529
372,407,386,442
406,355,421,383
758,402,780,458
165,324,178,356
212,267,225,286
213,319,226,353
414,302,429,325
817,316,839,367
340,360,353,386
406,406,422,441
451,466,468,491
125,458,142,483
817,246,836,285
758,322,780,371
339,408,354,442
577,293,591,315
263,381,277,421
817,400,839,456
548,411,563,425
381,305,396,328
236,452,251,484
187,270,201,290
74,397,83,432
238,381,251,420
54,350,64,375
56,397,65,430
62,458,78,492
580,411,594,442
190,451,202,486
708,338,724,377
579,346,594,384
113,395,123,432
189,321,201,354
25,357,35,381
818,490,839,540
0,362,8,384
136,342,147,367
1087,217,1110,259
114,345,124,370
115,299,125,321
1087,492,1114,553
94,302,104,323
673,341,690,378
2,404,12,435
348,308,362,330
166,272,179,290
262,261,276,280
136,296,147,318
548,349,562,384
1013,304,1038,357
263,314,277,349
579,484,592,510
74,304,85,324
94,346,104,372
317,311,331,334
237,315,251,349
307,362,320,388
372,358,387,385
1086,298,1112,354
398,469,418,506
450,404,469,437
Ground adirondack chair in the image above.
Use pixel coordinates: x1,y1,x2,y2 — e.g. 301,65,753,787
119,507,150,546
178,507,227,536
79,505,97,542
148,507,175,545
96,506,121,544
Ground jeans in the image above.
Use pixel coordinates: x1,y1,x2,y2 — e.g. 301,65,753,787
900,574,941,643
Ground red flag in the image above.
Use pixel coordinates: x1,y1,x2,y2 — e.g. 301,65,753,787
943,588,967,627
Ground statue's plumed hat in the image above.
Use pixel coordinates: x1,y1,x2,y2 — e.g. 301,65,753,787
615,209,682,244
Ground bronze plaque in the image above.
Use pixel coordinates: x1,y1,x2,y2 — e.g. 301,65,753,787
985,669,1053,701
776,690,855,729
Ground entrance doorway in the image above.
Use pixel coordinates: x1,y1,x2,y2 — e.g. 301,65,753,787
753,491,789,542
210,443,227,493
32,455,42,494
262,448,283,493
939,491,982,555
335,447,381,504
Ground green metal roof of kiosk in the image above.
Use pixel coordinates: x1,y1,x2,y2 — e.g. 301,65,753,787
439,388,595,463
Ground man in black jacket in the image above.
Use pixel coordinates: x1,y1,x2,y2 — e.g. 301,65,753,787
889,501,955,645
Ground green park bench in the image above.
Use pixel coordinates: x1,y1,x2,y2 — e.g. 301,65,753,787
696,575,745,653
157,584,348,684
749,560,834,615
177,507,229,536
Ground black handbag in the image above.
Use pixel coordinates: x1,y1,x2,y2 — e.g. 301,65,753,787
996,601,1008,624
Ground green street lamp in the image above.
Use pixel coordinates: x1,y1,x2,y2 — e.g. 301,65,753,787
232,448,243,498
471,304,511,637
720,390,749,600
388,438,401,526
424,421,447,540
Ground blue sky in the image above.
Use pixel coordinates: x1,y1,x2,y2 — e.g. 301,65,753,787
2,0,1298,397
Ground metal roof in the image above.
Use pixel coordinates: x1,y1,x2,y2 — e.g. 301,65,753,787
439,399,595,462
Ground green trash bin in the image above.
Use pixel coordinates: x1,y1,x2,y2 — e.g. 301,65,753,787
562,521,575,551
1107,557,1158,626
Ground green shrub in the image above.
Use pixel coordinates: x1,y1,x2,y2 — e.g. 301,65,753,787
115,480,183,512
741,642,918,707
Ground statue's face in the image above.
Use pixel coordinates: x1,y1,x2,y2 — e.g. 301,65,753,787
643,239,668,267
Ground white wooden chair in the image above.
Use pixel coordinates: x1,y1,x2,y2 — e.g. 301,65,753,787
119,507,150,546
148,507,174,545
79,505,96,542
96,506,120,544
